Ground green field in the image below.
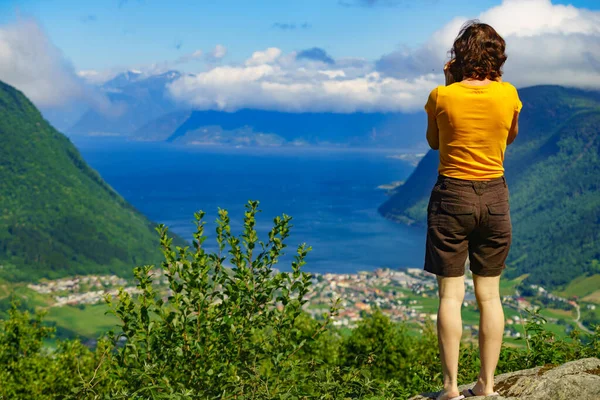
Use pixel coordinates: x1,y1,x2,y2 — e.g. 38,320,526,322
0,279,120,341
462,308,480,325
558,274,600,299
45,303,119,340
0,284,53,308
406,295,439,314
500,275,528,296
539,307,575,321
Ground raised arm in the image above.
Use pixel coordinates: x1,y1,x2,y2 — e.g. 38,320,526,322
508,85,522,145
507,111,519,145
424,87,439,150
426,114,440,150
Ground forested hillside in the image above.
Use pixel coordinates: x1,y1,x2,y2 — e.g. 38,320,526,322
0,81,163,281
379,86,600,288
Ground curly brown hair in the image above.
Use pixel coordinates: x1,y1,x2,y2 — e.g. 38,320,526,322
448,20,507,82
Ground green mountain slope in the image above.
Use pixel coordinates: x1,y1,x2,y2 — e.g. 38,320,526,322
0,81,163,281
379,85,600,288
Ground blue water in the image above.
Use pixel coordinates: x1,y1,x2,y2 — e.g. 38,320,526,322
73,138,426,274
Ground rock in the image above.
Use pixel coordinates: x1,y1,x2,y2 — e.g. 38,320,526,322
409,357,600,400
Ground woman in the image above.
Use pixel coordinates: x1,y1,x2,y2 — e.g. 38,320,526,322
423,21,522,400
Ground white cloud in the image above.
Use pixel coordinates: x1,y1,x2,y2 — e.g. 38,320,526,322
176,49,203,64
319,70,346,79
0,18,116,114
77,69,121,85
11,0,593,116
167,0,600,113
110,45,226,77
167,48,438,113
377,0,600,89
211,44,227,60
245,48,282,66
479,0,600,37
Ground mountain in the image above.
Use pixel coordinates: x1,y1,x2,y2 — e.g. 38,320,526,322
0,80,164,281
39,102,89,133
68,70,183,136
102,69,144,90
131,110,192,142
378,85,600,288
163,109,426,148
61,69,427,148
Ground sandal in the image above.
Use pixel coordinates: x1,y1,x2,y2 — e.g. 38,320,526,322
433,393,465,400
463,388,500,397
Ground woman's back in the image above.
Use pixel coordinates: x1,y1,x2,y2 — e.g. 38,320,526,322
425,81,522,180
425,20,521,400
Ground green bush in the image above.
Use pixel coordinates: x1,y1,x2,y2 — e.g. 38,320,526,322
0,304,108,399
102,201,342,398
0,202,598,399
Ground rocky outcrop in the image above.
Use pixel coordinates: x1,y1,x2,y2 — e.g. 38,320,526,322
409,357,600,400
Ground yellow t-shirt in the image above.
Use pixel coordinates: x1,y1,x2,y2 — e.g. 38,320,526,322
424,81,523,181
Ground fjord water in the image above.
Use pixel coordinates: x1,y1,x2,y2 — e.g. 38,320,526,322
74,138,426,274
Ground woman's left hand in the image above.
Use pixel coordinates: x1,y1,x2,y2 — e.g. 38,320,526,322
444,61,455,86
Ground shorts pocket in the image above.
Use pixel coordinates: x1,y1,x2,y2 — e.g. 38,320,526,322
440,202,475,215
427,200,440,227
487,200,510,221
437,201,475,233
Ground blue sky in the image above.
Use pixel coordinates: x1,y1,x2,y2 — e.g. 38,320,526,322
1,0,597,71
1,0,599,113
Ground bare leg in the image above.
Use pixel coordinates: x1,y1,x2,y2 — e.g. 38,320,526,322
436,275,465,400
469,274,504,396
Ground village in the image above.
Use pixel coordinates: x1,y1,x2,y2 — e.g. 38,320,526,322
27,274,140,307
27,267,449,322
26,266,574,339
305,268,448,328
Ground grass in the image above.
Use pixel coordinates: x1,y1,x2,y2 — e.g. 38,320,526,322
0,281,117,340
0,278,9,297
504,307,522,319
338,327,353,338
0,283,55,313
582,290,600,304
503,337,526,347
376,285,409,295
558,274,600,299
11,286,55,308
500,274,528,297
462,308,480,325
307,303,330,310
507,319,571,339
408,297,439,314
542,321,572,337
403,322,431,337
539,308,575,321
45,303,119,340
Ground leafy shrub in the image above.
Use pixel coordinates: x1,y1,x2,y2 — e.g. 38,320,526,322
0,203,598,399
0,304,108,399
342,309,415,379
103,201,342,398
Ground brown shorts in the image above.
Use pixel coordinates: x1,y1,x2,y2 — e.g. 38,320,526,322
424,175,512,277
